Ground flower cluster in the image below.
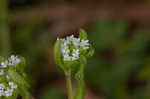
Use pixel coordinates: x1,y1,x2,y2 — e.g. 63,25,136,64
57,35,89,61
0,82,18,97
1,56,21,68
0,55,21,97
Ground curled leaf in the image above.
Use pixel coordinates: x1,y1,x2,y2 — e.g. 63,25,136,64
54,40,64,70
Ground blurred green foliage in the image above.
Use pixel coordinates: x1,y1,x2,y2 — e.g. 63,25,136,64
85,19,150,99
40,87,65,99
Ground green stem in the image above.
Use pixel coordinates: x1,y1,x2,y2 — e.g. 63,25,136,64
75,63,85,99
66,72,74,99
75,75,85,99
0,0,11,56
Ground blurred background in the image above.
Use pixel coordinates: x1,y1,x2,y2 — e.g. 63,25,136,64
0,0,150,99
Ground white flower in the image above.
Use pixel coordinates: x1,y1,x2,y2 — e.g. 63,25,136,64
72,49,79,61
57,35,89,61
1,61,8,68
0,90,4,96
73,38,80,46
4,88,13,97
6,75,10,80
64,55,71,61
0,69,4,76
0,55,21,97
0,82,18,97
0,55,21,68
8,82,14,87
80,40,89,50
9,82,18,89
8,55,21,66
0,84,5,90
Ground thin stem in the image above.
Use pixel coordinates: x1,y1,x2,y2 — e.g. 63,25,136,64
75,63,85,99
75,74,85,99
66,72,74,99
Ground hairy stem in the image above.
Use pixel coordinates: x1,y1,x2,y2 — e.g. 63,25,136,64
66,72,74,99
0,0,11,56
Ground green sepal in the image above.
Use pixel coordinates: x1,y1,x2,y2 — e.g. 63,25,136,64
85,44,95,58
8,69,29,88
79,29,88,40
54,40,65,70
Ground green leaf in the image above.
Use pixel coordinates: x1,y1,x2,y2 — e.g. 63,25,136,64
19,86,30,99
8,69,29,88
54,40,64,70
79,29,88,40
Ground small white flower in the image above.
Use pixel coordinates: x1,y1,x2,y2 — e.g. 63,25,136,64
1,61,8,68
8,82,14,86
73,38,80,46
0,55,21,97
80,40,89,50
4,88,13,97
12,84,18,89
64,55,71,61
9,82,18,89
66,35,74,42
6,75,10,80
0,69,4,76
8,55,21,66
72,49,79,61
0,84,5,90
0,89,4,96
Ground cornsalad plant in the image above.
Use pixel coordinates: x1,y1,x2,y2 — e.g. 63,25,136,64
0,55,29,99
54,29,94,99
